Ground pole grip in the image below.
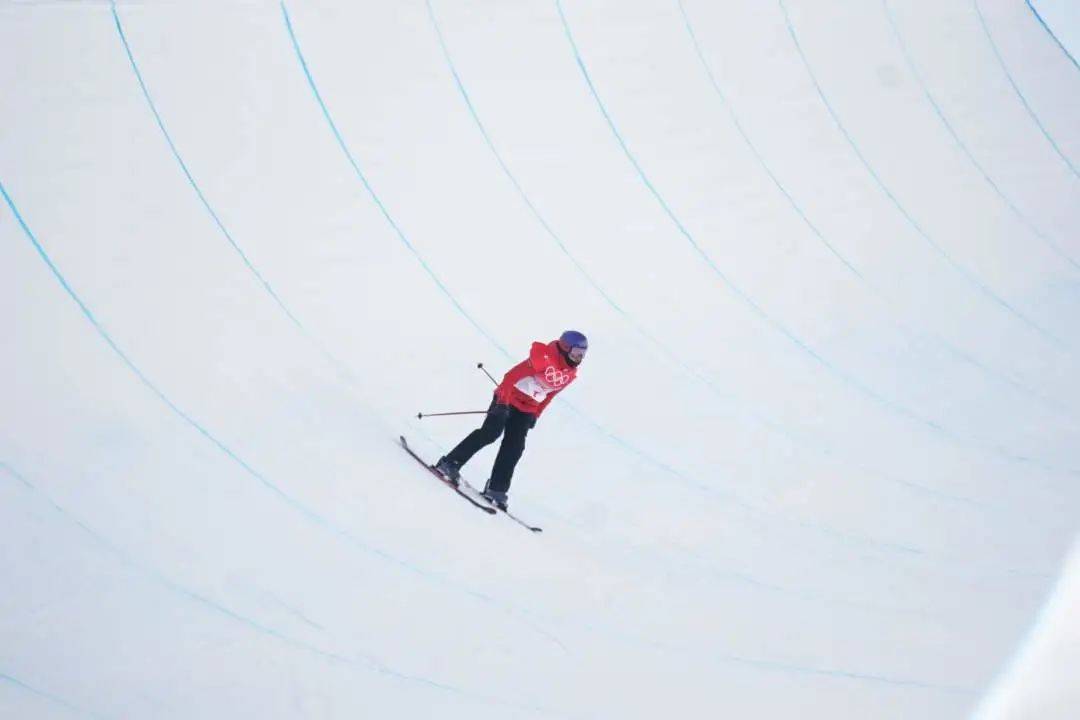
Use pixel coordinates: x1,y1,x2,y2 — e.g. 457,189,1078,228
477,362,498,386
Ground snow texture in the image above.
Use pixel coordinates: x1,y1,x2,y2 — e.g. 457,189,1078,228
2,1,1078,718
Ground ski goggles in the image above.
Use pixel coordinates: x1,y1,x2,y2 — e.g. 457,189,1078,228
566,345,587,363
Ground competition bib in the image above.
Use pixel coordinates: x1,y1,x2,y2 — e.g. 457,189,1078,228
514,375,550,402
514,366,572,403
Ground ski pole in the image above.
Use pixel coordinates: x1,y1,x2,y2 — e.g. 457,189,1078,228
417,410,488,420
476,362,498,386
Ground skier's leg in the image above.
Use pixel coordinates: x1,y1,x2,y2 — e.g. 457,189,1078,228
485,409,533,497
442,397,509,469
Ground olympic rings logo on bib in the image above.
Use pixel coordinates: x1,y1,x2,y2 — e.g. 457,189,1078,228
544,366,570,387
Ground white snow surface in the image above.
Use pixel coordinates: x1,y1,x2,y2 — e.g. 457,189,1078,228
2,1,1079,718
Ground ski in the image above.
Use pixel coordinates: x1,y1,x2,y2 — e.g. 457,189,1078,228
399,436,542,532
456,478,543,533
498,507,543,533
399,436,496,514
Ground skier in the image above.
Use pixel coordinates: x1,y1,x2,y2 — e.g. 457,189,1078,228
434,330,587,510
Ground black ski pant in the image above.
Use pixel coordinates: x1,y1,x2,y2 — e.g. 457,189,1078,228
444,395,534,494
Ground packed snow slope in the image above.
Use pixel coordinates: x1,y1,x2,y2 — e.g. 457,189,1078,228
2,1,1079,718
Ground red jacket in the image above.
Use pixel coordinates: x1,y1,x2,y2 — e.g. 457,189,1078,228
495,340,578,417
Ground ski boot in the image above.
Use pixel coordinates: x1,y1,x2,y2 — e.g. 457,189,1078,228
481,488,508,511
433,457,462,486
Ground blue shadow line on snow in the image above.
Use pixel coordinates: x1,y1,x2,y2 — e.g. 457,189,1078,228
0,462,470,698
425,0,1016,514
972,0,1080,180
882,0,1080,273
555,0,1076,476
109,2,309,336
775,0,1069,351
0,668,105,720
1025,0,1080,72
716,651,974,696
602,617,975,696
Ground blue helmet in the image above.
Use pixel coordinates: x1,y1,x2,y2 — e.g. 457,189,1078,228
557,330,588,365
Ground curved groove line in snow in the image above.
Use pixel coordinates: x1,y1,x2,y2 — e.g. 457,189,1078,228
972,0,1080,180
110,3,306,336
282,1,1044,564
278,2,509,358
511,476,989,622
1025,0,1080,72
775,0,1068,351
0,463,443,691
424,0,1031,513
422,0,653,322
674,1,860,279
110,2,374,395
570,596,976,695
0,182,301,516
553,1,922,424
0,669,105,720
677,0,1073,416
554,0,1075,477
882,0,1080,273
